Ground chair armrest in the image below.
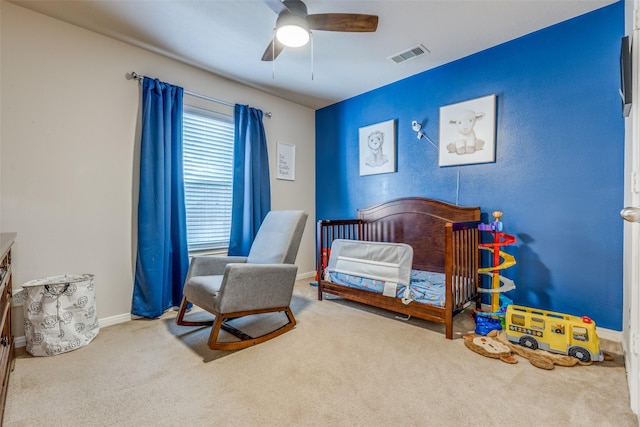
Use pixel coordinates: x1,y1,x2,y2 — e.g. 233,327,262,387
187,255,248,278
217,264,298,313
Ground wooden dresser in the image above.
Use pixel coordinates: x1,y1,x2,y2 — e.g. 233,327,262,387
0,233,15,422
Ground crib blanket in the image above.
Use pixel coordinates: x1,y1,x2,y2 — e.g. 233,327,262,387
325,239,413,298
327,269,447,307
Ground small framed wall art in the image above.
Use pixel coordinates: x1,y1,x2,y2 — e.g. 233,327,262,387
438,94,496,167
276,142,295,181
359,119,397,176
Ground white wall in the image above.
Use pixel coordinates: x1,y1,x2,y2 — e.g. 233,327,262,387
0,1,316,327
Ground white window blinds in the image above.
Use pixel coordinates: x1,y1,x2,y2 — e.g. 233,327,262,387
182,106,234,252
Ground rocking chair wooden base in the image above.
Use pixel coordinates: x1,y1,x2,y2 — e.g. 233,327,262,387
176,297,297,351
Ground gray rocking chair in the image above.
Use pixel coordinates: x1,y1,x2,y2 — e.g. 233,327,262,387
176,210,308,350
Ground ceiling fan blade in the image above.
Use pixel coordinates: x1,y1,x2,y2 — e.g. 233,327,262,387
308,13,378,32
263,0,288,14
261,39,286,61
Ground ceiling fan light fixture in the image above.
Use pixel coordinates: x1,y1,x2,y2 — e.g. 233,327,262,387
276,13,309,47
261,0,378,62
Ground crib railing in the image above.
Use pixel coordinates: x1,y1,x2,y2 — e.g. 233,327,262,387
447,222,480,313
317,219,480,309
316,219,363,279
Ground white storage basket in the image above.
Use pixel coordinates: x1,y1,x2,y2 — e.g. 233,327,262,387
22,274,99,356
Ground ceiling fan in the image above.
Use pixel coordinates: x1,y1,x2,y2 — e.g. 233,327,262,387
261,0,379,61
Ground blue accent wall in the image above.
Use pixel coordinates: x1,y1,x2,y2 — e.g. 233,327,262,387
315,2,625,330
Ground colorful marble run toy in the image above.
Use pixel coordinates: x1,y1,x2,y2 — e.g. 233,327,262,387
478,211,517,315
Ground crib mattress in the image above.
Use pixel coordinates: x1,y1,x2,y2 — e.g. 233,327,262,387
327,269,446,307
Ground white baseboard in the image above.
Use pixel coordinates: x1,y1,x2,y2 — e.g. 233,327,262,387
14,335,25,348
99,312,133,328
297,270,315,280
596,327,622,343
14,312,133,348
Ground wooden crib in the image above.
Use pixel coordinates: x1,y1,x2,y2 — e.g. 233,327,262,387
316,197,481,339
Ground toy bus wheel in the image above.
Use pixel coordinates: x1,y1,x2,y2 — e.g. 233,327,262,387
568,346,591,363
519,336,538,350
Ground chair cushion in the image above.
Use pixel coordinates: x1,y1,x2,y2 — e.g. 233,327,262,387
247,210,306,264
183,275,224,313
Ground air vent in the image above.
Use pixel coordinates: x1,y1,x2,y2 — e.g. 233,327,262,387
388,44,430,64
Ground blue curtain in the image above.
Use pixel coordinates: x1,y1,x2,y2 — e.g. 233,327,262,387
132,78,189,318
228,104,271,256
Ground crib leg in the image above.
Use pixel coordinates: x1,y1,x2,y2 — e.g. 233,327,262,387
445,310,454,339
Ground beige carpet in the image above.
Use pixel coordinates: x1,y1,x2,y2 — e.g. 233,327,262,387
3,280,638,426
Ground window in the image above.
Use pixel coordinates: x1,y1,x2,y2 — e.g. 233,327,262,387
182,106,234,252
572,327,589,342
511,314,525,327
530,317,545,331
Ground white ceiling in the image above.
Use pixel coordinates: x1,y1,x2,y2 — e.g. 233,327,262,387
10,0,616,109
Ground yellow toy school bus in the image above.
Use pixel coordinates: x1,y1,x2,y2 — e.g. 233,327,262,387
505,305,604,362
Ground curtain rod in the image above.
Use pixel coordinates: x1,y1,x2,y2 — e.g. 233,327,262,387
126,71,272,118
